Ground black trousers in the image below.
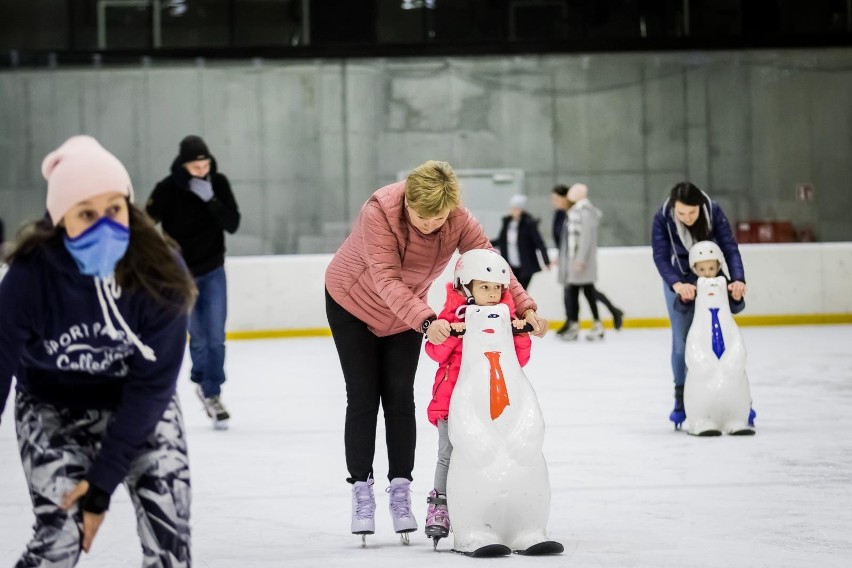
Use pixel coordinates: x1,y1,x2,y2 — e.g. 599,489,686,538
565,283,601,321
325,290,424,484
562,286,618,321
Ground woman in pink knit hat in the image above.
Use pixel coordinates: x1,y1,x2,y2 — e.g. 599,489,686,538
325,160,548,546
0,136,196,566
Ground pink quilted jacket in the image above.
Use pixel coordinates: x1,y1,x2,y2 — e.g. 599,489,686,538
325,181,537,337
425,284,532,426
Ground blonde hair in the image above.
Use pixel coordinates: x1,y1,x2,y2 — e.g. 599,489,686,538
405,160,460,217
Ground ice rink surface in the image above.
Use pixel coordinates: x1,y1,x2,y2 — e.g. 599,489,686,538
1,325,850,567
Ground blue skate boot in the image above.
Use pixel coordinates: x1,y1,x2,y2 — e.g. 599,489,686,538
669,386,686,430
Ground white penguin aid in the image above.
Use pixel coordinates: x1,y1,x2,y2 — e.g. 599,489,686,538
683,241,756,436
445,252,563,556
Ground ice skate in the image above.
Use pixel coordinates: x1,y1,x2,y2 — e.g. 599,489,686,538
612,308,624,331
387,478,417,544
425,490,450,550
196,385,230,430
351,477,376,548
585,320,605,341
669,386,685,430
559,322,579,341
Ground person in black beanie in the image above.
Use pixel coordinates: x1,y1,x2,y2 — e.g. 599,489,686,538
147,134,240,429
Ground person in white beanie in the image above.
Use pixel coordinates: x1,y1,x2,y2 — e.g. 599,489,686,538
0,135,195,566
551,183,624,335
554,183,608,341
492,194,550,289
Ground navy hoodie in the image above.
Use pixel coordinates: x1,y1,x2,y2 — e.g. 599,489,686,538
0,240,188,496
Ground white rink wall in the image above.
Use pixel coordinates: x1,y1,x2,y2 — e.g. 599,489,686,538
224,242,852,334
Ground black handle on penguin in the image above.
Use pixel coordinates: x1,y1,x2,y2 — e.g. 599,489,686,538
447,323,534,337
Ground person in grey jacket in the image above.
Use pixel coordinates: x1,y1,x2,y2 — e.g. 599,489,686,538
551,184,624,332
556,183,604,341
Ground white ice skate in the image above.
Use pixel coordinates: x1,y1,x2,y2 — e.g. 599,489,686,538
585,320,605,341
559,322,579,342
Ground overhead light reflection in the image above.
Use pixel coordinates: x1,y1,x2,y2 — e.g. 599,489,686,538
401,0,436,9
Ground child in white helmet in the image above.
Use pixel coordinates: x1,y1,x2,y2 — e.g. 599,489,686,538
670,240,751,428
423,248,533,546
674,240,745,315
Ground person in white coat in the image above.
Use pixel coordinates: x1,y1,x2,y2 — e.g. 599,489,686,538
555,183,604,341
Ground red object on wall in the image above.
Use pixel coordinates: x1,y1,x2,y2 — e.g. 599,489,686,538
736,221,755,243
735,220,795,243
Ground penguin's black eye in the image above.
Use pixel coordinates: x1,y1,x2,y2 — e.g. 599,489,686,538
488,313,499,319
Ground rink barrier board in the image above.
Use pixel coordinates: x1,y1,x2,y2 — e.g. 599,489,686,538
224,313,852,340
219,243,852,337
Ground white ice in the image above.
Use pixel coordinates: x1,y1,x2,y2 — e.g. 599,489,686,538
1,325,850,567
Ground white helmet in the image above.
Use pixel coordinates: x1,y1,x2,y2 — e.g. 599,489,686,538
454,249,511,297
689,240,729,277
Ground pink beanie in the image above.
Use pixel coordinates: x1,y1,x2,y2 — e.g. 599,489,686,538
42,135,133,224
567,183,588,202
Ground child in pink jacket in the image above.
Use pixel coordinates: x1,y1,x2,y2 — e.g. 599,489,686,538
423,249,533,542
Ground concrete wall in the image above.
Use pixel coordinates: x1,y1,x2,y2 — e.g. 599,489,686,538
1,48,851,253
223,243,852,335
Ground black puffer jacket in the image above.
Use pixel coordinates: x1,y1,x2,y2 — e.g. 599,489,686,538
147,156,240,277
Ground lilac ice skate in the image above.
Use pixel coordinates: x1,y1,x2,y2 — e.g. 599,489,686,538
351,477,375,548
387,478,418,544
425,489,450,549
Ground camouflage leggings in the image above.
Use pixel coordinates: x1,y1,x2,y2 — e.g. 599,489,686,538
13,392,192,568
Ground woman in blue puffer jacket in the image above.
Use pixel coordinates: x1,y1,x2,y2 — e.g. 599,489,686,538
651,182,747,427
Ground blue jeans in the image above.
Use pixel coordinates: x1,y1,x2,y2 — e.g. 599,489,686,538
662,282,694,388
189,266,228,398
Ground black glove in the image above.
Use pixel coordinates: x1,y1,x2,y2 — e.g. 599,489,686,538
80,484,111,514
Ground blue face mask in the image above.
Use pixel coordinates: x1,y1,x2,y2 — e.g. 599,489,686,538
63,216,130,278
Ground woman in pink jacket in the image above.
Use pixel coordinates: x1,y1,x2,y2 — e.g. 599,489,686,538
324,160,548,544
